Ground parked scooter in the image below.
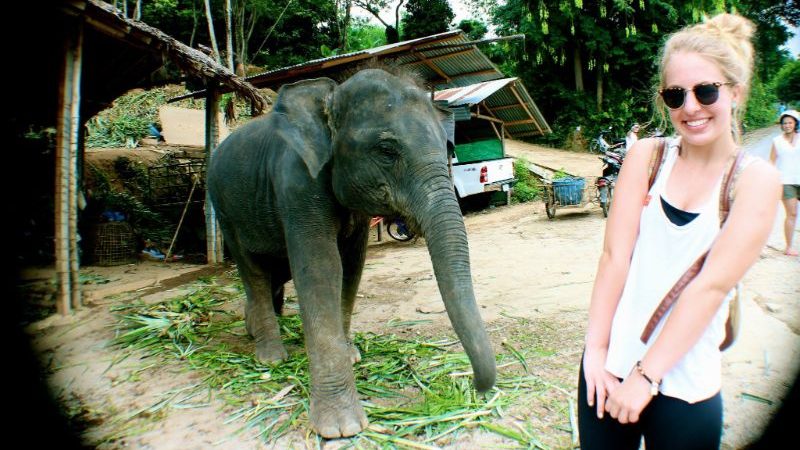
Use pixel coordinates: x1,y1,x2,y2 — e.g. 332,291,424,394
595,148,625,218
589,126,625,154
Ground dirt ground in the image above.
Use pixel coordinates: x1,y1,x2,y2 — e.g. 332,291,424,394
18,129,800,449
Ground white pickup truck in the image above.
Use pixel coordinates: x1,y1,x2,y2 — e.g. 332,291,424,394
449,138,515,206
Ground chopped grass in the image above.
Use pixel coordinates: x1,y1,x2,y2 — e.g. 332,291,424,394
110,276,578,448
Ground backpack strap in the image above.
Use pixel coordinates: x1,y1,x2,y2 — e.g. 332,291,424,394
647,138,668,191
640,147,746,347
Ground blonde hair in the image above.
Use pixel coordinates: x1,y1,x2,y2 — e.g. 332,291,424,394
655,13,756,141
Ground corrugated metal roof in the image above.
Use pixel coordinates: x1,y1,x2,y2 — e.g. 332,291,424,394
434,78,551,137
434,78,517,106
170,31,507,101
167,31,551,136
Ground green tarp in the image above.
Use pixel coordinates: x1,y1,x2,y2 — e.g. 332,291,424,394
453,139,504,164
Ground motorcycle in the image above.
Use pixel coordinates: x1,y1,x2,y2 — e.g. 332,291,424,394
370,215,415,242
589,126,625,154
595,149,624,218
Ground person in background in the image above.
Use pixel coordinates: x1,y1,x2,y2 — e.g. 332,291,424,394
578,13,781,450
769,109,800,256
625,123,640,152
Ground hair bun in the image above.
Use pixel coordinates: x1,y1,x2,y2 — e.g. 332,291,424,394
703,13,755,42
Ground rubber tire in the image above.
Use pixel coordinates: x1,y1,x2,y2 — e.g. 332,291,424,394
545,199,556,219
387,219,414,241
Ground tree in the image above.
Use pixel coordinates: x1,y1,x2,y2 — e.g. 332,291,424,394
457,19,488,41
225,0,234,71
354,0,405,43
401,0,454,40
203,0,222,63
772,60,800,104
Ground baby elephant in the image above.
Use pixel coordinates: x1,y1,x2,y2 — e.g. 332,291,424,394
206,68,495,438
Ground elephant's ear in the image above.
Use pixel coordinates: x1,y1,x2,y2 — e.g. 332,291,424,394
273,77,337,179
435,105,456,157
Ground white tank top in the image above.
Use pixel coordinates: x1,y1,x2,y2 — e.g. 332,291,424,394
772,134,800,185
605,139,735,404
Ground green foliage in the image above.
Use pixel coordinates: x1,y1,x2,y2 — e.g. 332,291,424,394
457,19,488,41
110,278,557,447
88,161,171,245
745,75,779,130
347,19,387,51
86,89,168,148
771,59,800,104
484,0,796,146
401,0,455,40
552,169,569,180
511,159,541,203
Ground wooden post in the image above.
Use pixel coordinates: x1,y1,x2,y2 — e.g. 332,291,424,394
55,18,84,314
204,81,222,264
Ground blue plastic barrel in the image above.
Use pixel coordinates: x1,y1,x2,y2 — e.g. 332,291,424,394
552,177,585,205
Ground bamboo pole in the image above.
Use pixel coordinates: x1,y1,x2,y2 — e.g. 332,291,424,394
69,21,84,310
165,175,199,262
55,18,83,315
204,82,221,263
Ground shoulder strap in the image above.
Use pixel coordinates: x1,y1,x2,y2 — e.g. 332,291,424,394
647,138,668,190
718,149,746,226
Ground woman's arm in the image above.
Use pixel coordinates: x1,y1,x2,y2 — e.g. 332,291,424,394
606,158,781,424
769,141,777,164
583,138,658,417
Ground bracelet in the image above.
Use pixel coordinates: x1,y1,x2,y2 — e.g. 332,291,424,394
636,361,660,396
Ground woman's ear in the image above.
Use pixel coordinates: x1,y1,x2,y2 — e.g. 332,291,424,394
730,84,743,107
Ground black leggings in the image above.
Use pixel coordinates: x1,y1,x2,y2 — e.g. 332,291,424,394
577,360,722,450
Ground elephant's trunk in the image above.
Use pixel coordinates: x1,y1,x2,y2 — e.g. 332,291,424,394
408,175,496,392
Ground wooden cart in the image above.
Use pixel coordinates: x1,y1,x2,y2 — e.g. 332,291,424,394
526,162,600,219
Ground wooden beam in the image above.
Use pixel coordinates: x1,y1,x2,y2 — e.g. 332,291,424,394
401,48,474,66
471,112,504,124
412,50,451,83
480,102,513,140
510,84,544,135
488,103,522,112
504,119,537,126
488,121,501,140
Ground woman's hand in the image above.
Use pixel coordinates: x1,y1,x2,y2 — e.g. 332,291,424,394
583,347,621,419
605,370,653,424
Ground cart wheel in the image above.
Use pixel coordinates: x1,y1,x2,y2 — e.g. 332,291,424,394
545,199,556,219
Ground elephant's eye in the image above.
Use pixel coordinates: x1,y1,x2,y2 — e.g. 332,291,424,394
374,140,399,164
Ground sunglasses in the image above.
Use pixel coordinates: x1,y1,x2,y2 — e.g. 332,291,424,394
659,82,733,110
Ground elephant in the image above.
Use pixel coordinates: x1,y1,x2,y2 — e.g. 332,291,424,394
206,68,496,438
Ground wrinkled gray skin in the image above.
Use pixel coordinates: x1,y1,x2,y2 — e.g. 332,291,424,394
207,69,496,438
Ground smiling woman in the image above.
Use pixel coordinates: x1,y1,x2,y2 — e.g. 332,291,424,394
579,12,783,450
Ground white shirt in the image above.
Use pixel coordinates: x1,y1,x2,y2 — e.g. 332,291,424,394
772,134,800,185
626,132,638,150
605,139,735,403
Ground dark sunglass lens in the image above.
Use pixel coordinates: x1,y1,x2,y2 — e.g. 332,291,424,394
694,84,720,106
661,88,685,109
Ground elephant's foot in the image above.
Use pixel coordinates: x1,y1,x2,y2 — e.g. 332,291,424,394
255,339,288,364
310,387,368,438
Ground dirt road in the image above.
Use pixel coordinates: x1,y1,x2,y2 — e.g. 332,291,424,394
24,130,799,449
